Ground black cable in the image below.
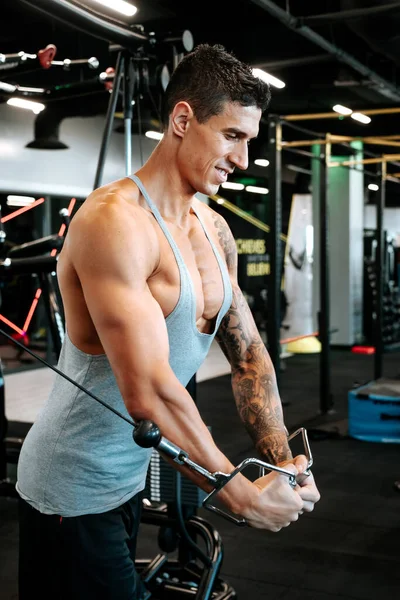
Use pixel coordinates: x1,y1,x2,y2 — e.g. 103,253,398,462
0,328,136,427
136,92,144,166
175,470,211,567
147,86,163,127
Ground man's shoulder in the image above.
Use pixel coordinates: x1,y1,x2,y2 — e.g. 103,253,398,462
66,180,159,274
74,178,149,227
86,176,141,208
192,196,230,232
68,179,158,262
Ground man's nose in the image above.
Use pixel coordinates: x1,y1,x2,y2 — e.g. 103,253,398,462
229,141,249,171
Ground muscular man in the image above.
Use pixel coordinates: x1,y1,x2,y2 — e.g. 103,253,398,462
16,44,320,599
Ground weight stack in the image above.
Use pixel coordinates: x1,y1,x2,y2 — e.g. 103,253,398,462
348,378,400,443
143,449,207,508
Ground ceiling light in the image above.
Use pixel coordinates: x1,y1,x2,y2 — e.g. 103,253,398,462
368,183,379,191
7,97,45,114
333,104,352,116
252,68,285,89
254,159,270,167
7,195,35,207
145,131,163,140
221,182,245,190
351,112,371,124
18,86,46,94
245,185,269,194
0,82,17,93
91,0,137,17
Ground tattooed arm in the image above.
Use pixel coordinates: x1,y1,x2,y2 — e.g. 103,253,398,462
212,210,292,465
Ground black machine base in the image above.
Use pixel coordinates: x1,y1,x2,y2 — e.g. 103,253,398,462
138,504,236,600
136,557,236,599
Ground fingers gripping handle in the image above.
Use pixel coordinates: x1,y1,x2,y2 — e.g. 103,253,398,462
133,420,304,526
202,458,298,526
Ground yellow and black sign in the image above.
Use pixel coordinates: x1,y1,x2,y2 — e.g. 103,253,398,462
247,261,270,276
235,239,270,276
236,238,266,255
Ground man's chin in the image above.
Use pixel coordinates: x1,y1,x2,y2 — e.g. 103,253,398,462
200,182,220,197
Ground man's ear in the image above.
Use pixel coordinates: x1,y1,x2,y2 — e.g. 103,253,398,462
170,101,194,138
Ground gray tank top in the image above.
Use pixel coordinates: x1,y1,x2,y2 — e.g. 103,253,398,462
16,175,233,516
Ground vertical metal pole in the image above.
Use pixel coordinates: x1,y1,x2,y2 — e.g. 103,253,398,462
319,137,333,414
39,273,63,360
42,196,53,362
267,115,282,381
0,359,7,480
43,196,52,236
123,53,134,176
374,161,386,380
93,51,124,190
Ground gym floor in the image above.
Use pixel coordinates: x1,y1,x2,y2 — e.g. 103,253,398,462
1,344,400,599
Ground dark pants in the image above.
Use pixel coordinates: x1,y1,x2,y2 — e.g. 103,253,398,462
18,492,148,600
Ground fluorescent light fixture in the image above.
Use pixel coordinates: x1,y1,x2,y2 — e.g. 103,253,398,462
252,68,285,89
7,195,35,207
7,97,45,114
246,185,269,194
145,131,163,140
254,159,270,167
92,0,137,17
368,183,379,191
332,105,371,123
18,86,46,94
333,104,352,116
0,82,17,93
351,112,371,124
221,182,245,190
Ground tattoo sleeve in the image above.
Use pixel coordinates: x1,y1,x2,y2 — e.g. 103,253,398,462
212,212,292,465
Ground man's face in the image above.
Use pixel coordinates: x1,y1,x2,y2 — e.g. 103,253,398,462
178,101,261,196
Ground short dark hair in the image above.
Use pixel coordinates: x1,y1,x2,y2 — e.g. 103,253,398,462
162,44,271,129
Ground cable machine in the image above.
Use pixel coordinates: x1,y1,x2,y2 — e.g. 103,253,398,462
268,107,400,439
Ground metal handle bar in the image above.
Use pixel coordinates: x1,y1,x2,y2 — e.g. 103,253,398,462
133,421,312,527
258,426,313,478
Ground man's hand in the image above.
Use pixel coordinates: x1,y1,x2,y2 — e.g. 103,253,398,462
243,464,304,532
278,454,321,514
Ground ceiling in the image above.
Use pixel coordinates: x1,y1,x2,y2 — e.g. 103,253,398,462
2,0,400,202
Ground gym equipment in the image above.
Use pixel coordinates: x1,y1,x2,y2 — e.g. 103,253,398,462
363,229,400,347
93,33,192,188
14,1,193,187
349,378,400,443
134,420,311,526
0,206,71,497
0,250,63,498
1,231,66,356
0,43,98,72
1,329,313,598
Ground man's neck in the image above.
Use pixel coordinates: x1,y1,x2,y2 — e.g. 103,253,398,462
136,142,196,225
